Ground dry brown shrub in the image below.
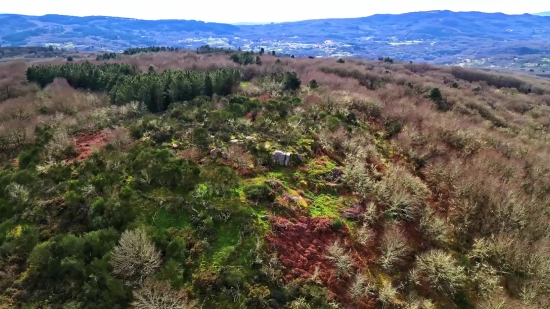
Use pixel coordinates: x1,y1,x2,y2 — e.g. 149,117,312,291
180,147,201,162
131,279,198,309
107,126,133,151
42,78,92,115
226,145,253,170
300,70,363,93
0,95,38,122
0,60,28,80
0,77,38,102
377,165,430,222
404,62,437,74
129,52,238,73
319,127,348,154
0,119,36,152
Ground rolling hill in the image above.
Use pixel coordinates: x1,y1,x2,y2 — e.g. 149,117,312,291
2,44,550,309
1,11,550,64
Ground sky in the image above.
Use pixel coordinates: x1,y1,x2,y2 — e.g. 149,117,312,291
1,0,549,23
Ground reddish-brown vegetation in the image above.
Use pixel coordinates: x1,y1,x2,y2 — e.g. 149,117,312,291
69,130,111,162
255,93,271,102
266,216,376,308
179,147,201,162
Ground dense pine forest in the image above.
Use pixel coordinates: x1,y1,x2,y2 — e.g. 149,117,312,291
1,48,550,309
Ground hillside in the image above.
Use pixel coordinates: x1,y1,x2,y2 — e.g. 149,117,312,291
2,49,550,308
1,11,550,66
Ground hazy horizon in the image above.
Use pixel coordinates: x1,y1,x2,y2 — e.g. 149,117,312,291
1,0,549,23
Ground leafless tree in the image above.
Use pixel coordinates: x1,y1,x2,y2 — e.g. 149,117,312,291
111,228,162,285
131,279,199,309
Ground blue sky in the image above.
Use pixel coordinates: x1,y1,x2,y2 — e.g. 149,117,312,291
1,0,548,23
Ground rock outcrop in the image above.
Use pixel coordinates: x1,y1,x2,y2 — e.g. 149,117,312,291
272,150,305,166
272,150,292,166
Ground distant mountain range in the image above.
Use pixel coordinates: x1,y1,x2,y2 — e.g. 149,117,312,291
1,11,550,63
231,22,278,25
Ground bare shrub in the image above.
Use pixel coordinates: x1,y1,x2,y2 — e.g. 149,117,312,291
36,159,65,175
44,128,73,160
318,127,348,153
437,127,484,155
476,289,528,309
0,264,18,296
180,147,201,162
109,101,146,120
422,161,459,196
403,295,436,309
379,224,410,271
0,95,37,122
43,78,85,115
0,119,35,151
7,183,31,204
288,297,312,309
131,279,198,309
239,83,263,97
342,134,380,198
355,224,375,247
348,273,376,300
111,228,162,286
449,67,529,93
469,263,501,298
378,280,399,308
413,250,466,296
226,145,253,170
108,126,133,150
326,239,353,278
257,79,285,97
343,156,377,198
361,202,380,226
419,207,451,246
404,63,436,74
377,165,430,221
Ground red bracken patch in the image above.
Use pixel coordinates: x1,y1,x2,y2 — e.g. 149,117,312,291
68,130,111,163
245,112,255,122
266,216,377,308
256,93,271,102
302,93,321,110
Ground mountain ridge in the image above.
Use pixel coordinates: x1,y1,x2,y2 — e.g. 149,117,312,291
1,11,550,64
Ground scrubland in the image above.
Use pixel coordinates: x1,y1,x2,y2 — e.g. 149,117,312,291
1,49,550,309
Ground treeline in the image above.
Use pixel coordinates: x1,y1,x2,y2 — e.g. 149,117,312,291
96,52,118,61
196,45,232,54
109,69,241,112
26,62,138,89
230,51,261,65
122,46,179,55
26,62,242,113
258,72,301,91
450,67,543,94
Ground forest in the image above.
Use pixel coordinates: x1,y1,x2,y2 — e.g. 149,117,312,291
1,48,550,309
